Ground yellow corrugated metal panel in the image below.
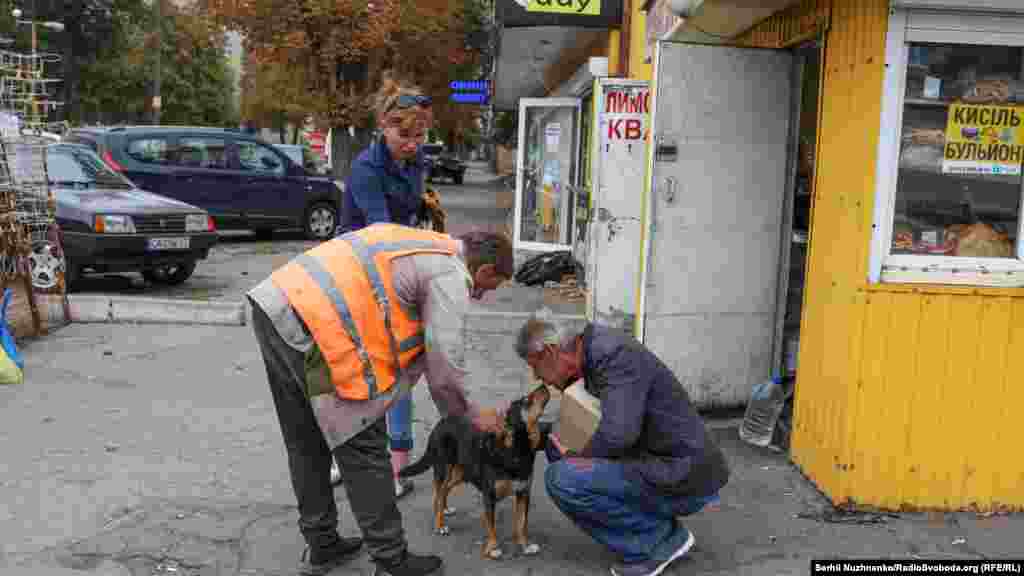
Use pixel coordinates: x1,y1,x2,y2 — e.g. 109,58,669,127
970,297,1014,508
944,295,984,510
607,29,622,76
842,290,1024,512
734,0,830,49
998,300,1024,509
846,291,898,507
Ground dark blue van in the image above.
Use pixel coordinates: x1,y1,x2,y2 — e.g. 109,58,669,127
66,126,342,241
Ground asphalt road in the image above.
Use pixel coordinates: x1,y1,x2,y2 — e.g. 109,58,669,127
4,323,1021,576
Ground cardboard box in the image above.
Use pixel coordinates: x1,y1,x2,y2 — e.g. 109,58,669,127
557,381,602,454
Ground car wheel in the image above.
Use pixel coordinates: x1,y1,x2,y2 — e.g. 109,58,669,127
305,201,336,241
454,172,464,185
142,261,197,286
28,241,64,290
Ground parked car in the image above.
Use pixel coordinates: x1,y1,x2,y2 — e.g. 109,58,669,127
48,143,218,290
422,143,467,185
274,143,330,176
65,126,342,240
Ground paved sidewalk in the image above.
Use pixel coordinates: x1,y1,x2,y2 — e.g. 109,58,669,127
2,318,1021,576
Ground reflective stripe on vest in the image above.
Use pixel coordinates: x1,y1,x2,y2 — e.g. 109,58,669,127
271,225,458,400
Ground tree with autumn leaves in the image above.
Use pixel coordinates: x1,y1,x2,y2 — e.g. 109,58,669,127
203,0,491,177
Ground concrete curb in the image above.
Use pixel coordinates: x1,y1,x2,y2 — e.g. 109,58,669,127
465,310,586,334
66,295,579,330
68,295,247,327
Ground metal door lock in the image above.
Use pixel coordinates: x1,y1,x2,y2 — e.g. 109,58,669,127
662,177,678,205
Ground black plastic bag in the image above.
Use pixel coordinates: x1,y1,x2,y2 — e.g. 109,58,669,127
515,251,577,287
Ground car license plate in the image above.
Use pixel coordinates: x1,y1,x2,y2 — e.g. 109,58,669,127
147,237,190,251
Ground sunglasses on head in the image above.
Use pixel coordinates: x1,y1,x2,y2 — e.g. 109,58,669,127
388,93,432,114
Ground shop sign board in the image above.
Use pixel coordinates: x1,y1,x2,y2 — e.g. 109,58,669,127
942,103,1024,177
496,0,621,28
587,80,650,334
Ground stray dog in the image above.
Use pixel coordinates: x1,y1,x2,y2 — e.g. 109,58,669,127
399,385,552,559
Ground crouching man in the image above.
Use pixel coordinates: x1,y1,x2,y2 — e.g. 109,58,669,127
515,314,730,576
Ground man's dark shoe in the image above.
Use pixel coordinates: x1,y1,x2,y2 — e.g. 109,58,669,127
373,550,443,576
299,536,363,576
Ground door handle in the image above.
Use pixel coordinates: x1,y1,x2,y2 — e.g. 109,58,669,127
662,177,678,205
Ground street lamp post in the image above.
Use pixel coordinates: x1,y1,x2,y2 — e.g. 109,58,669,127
10,8,64,127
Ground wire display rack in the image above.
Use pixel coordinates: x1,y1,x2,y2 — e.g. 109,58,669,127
0,44,68,335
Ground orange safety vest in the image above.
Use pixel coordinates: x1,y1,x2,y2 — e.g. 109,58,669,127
270,224,460,401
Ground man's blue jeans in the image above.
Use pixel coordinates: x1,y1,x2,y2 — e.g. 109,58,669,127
544,445,719,564
386,390,413,451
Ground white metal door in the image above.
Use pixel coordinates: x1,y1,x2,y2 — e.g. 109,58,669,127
639,42,793,408
514,98,582,252
587,79,650,334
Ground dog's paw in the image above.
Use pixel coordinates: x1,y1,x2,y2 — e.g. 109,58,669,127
486,547,503,560
434,526,451,536
520,543,541,556
443,507,456,517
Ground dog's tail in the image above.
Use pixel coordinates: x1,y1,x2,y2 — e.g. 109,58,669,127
398,451,433,478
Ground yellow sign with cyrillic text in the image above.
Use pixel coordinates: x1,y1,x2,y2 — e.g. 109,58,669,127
527,0,600,16
943,103,1024,177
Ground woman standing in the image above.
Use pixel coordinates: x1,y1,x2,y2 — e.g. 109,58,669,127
335,74,434,499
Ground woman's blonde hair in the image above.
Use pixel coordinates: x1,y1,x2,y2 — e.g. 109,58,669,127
374,72,431,132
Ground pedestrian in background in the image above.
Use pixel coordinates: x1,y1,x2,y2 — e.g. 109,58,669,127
336,72,434,499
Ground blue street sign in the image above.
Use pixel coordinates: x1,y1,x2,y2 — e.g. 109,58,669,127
449,80,490,92
449,92,489,104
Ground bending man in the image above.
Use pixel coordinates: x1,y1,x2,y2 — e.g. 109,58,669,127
249,223,512,576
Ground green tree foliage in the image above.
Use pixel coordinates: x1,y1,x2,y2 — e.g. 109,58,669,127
71,0,237,125
203,0,492,174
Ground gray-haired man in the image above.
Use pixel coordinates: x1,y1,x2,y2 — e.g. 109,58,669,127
516,314,730,576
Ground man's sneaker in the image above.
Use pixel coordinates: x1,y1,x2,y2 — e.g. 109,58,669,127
610,527,695,576
373,550,443,575
299,536,363,576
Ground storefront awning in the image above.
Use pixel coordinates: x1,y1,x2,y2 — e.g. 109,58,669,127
491,0,621,111
652,0,803,45
492,26,607,111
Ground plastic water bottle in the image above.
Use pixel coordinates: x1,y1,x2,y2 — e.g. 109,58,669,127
739,376,786,448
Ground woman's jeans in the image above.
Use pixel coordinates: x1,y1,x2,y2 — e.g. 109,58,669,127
544,443,719,565
386,390,414,452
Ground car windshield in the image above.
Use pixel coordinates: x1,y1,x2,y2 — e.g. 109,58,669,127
47,146,134,189
276,145,302,165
